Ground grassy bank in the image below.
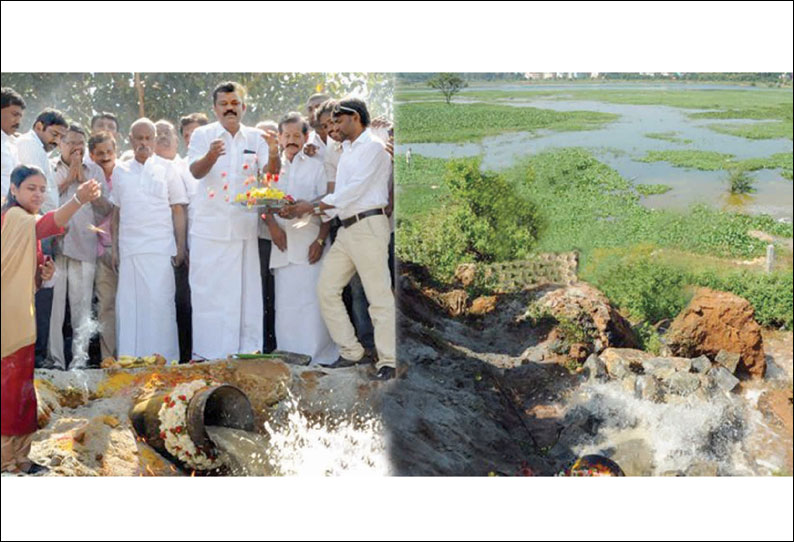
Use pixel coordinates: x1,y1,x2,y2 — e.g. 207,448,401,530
397,148,793,328
396,102,617,143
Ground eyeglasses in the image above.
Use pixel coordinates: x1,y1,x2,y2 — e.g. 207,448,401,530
333,104,359,115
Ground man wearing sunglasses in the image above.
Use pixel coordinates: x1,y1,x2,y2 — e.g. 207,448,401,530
283,98,395,381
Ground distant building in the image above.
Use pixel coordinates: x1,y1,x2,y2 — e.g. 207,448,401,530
543,72,555,80
590,72,601,79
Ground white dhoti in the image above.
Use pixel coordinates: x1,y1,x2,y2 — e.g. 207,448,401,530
116,254,179,363
189,235,263,359
273,262,339,366
48,255,96,369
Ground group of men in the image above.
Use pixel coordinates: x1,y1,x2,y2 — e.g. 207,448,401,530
1,81,396,381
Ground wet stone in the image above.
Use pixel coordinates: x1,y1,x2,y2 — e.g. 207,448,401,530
665,372,701,397
691,355,712,374
715,350,741,374
710,366,740,393
583,354,607,382
637,375,662,403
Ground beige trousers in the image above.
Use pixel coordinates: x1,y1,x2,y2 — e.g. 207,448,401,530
0,433,35,473
95,251,117,360
317,214,395,369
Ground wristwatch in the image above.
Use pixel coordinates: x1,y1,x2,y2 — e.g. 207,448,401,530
315,237,325,247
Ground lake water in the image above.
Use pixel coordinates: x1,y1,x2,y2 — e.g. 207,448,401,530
397,94,793,220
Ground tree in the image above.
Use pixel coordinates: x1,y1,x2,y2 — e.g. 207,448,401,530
428,73,467,105
1,72,393,151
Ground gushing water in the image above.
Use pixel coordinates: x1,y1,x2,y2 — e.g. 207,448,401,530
262,394,392,476
205,393,391,476
564,381,757,475
206,426,272,476
70,316,101,369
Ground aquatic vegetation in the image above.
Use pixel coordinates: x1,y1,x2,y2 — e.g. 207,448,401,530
644,131,693,144
396,102,617,143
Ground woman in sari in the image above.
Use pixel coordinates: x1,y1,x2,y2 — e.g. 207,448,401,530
1,164,100,474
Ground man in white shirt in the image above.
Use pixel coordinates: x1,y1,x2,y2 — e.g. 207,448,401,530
187,81,279,359
111,118,188,363
286,98,395,380
48,123,112,369
15,108,68,215
266,112,338,365
1,87,25,203
16,108,69,366
155,119,194,363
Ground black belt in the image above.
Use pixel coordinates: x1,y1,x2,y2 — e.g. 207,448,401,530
340,208,385,228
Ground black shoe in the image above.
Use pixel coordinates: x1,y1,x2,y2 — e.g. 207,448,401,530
24,463,50,475
370,366,395,381
328,352,371,369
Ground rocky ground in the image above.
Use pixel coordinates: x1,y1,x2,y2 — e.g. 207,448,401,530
6,264,792,477
382,263,794,476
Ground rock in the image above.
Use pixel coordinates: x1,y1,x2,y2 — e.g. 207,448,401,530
454,263,477,287
583,354,607,382
600,348,649,377
691,355,712,374
532,283,640,352
665,372,701,397
608,439,655,476
667,288,765,379
642,358,677,380
469,295,498,316
758,389,794,436
685,460,719,477
568,343,590,363
661,470,685,476
637,375,662,403
606,358,630,379
715,350,741,374
709,366,740,393
622,375,638,395
521,346,546,364
439,289,468,317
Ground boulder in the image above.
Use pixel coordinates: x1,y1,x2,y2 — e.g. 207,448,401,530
636,375,662,403
583,354,607,382
666,288,765,379
710,366,740,393
600,348,649,377
531,283,640,352
664,372,701,397
691,355,712,374
469,295,498,316
715,350,741,374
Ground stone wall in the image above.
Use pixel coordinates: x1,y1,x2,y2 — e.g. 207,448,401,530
456,252,579,292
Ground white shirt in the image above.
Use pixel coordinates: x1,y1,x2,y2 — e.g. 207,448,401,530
306,130,326,159
322,129,390,220
110,155,188,259
323,138,343,186
270,151,327,269
1,131,19,199
15,130,59,213
187,121,270,241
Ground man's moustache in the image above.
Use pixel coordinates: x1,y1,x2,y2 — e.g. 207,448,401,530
224,111,237,116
